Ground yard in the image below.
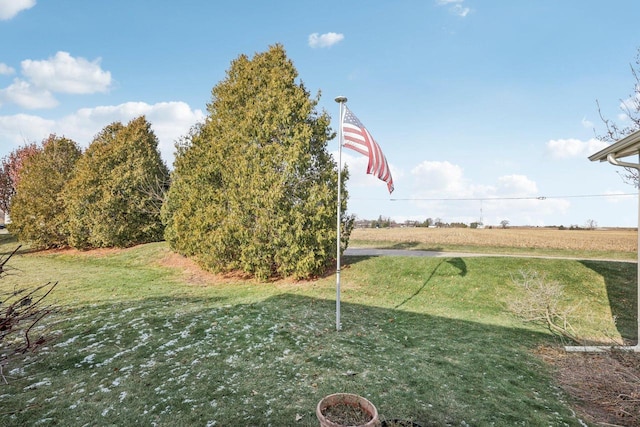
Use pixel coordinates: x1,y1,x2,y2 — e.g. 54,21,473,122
0,228,637,426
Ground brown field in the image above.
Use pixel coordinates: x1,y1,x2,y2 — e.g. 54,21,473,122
350,227,638,253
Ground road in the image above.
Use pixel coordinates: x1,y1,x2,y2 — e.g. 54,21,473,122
344,247,637,263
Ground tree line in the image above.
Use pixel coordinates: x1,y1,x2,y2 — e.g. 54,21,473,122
0,45,351,280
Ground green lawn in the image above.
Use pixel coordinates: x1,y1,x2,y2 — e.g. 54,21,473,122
0,233,635,426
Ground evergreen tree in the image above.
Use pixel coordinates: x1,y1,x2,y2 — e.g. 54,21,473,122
64,116,169,248
162,44,349,280
9,135,81,248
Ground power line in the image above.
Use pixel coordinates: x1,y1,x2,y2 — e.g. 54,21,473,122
388,193,638,202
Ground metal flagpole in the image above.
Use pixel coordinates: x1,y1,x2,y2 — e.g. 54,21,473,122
334,95,347,331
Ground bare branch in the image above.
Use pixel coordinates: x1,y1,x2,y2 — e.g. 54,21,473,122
1,247,58,382
0,245,21,278
595,48,640,188
507,269,580,343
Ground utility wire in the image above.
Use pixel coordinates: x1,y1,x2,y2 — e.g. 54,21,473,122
356,193,638,202
390,194,638,201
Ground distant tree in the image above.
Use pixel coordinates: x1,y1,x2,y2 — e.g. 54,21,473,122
162,44,347,280
585,219,598,230
9,135,81,248
450,222,468,228
64,116,169,248
500,219,510,229
0,142,40,214
596,48,640,187
373,215,392,228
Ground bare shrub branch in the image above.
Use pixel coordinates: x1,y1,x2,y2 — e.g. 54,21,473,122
0,246,58,384
138,173,171,216
0,245,20,278
507,269,579,342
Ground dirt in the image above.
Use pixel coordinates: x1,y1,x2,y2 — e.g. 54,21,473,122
321,402,373,425
537,345,640,426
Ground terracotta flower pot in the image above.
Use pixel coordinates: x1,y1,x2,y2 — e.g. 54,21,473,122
316,393,380,427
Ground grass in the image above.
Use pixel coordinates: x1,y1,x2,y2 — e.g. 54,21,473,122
0,231,635,426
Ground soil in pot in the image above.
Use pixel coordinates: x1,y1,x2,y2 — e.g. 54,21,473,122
317,393,379,427
322,402,374,425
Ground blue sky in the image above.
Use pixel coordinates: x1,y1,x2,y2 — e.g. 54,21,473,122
1,0,640,227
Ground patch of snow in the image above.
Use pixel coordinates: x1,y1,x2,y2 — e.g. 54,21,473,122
54,335,80,348
24,378,52,390
80,354,96,365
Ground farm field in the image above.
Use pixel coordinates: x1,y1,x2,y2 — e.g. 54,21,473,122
0,231,638,426
350,227,638,260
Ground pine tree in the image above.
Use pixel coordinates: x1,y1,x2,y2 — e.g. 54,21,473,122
162,44,349,280
9,135,81,248
64,116,169,248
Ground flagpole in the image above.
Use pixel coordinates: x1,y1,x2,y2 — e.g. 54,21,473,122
335,95,347,331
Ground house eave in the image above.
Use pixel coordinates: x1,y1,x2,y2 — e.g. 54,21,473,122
589,129,640,162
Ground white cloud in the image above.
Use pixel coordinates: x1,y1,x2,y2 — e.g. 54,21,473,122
581,117,594,129
0,101,205,167
308,32,344,48
0,113,55,146
21,51,112,94
620,94,640,113
603,190,635,203
0,52,113,109
0,79,57,109
401,158,572,226
436,0,470,17
452,4,470,17
0,63,15,75
546,137,608,159
0,0,35,21
496,174,537,195
613,94,640,127
411,160,467,193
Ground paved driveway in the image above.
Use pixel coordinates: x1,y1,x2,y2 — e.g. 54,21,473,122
344,248,483,258
344,247,637,263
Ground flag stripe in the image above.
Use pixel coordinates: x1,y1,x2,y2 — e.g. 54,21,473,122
341,106,394,193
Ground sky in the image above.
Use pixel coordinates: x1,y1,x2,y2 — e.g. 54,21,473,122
1,0,640,228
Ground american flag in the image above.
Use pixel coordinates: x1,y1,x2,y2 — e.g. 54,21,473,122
342,106,394,194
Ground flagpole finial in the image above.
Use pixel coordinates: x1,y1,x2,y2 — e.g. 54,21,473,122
335,96,347,103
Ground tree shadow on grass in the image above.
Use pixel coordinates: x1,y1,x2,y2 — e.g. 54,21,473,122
0,292,581,427
388,241,422,250
0,233,30,256
342,254,377,266
581,260,638,344
394,258,467,310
